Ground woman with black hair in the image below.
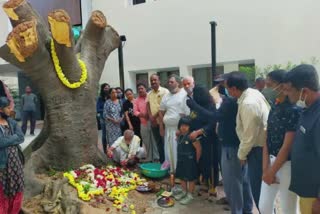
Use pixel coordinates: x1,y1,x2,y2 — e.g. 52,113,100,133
0,80,14,112
115,87,126,133
96,83,110,153
0,97,24,214
104,88,123,147
123,88,141,139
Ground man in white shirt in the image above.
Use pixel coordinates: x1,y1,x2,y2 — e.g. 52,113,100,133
107,130,145,166
226,71,270,210
159,75,190,185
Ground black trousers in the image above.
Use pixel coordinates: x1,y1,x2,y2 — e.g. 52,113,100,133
21,110,36,135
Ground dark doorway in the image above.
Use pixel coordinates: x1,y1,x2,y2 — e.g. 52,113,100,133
18,72,44,120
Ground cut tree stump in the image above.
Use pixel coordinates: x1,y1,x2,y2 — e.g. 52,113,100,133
0,0,120,208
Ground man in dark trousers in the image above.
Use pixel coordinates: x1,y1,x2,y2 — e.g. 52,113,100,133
185,74,254,213
182,76,219,197
21,86,37,135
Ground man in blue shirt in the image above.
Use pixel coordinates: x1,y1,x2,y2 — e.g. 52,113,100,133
284,64,320,214
184,75,254,214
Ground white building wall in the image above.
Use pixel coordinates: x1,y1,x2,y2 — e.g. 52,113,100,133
0,0,10,65
0,1,17,87
91,0,320,90
1,0,319,90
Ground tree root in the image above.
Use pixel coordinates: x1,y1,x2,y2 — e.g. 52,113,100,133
22,177,83,214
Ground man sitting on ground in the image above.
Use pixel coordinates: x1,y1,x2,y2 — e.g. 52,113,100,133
107,130,146,167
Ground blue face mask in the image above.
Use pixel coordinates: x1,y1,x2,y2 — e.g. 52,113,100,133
225,88,233,98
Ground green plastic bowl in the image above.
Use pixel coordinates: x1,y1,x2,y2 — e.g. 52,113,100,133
140,163,168,178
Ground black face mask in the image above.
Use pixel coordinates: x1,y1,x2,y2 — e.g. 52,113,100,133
117,93,123,99
0,112,8,120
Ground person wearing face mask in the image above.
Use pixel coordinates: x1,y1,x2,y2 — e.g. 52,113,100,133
226,72,270,211
115,87,126,134
96,83,110,153
0,97,25,214
185,75,254,214
259,70,301,214
284,64,320,214
123,88,141,139
262,72,283,105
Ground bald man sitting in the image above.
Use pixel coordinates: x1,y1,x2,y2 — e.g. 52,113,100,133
107,130,146,167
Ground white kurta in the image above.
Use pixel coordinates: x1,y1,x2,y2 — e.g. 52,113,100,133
111,135,146,162
160,89,190,173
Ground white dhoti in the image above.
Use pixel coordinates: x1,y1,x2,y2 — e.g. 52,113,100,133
164,125,178,174
113,146,146,163
160,89,190,174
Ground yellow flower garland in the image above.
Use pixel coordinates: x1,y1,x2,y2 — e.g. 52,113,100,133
63,172,104,201
50,39,88,89
63,165,143,211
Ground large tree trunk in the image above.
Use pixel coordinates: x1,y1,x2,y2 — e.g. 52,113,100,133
0,0,120,199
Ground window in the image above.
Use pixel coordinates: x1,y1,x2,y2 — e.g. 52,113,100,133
136,73,149,89
192,66,224,89
126,0,156,7
133,0,146,5
157,70,180,88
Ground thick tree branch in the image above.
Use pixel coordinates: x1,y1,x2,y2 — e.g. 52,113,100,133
79,11,120,84
0,44,21,66
0,21,53,81
48,10,81,84
3,0,50,43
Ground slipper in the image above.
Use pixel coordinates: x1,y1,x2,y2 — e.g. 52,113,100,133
216,197,229,205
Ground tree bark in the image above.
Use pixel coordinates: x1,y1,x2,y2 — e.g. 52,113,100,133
0,0,120,198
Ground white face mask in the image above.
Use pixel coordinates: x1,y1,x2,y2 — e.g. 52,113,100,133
296,89,307,108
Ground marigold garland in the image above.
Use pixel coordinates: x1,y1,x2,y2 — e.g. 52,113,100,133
50,39,87,89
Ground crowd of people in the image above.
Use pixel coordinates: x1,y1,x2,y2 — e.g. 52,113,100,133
97,64,320,213
0,63,319,213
